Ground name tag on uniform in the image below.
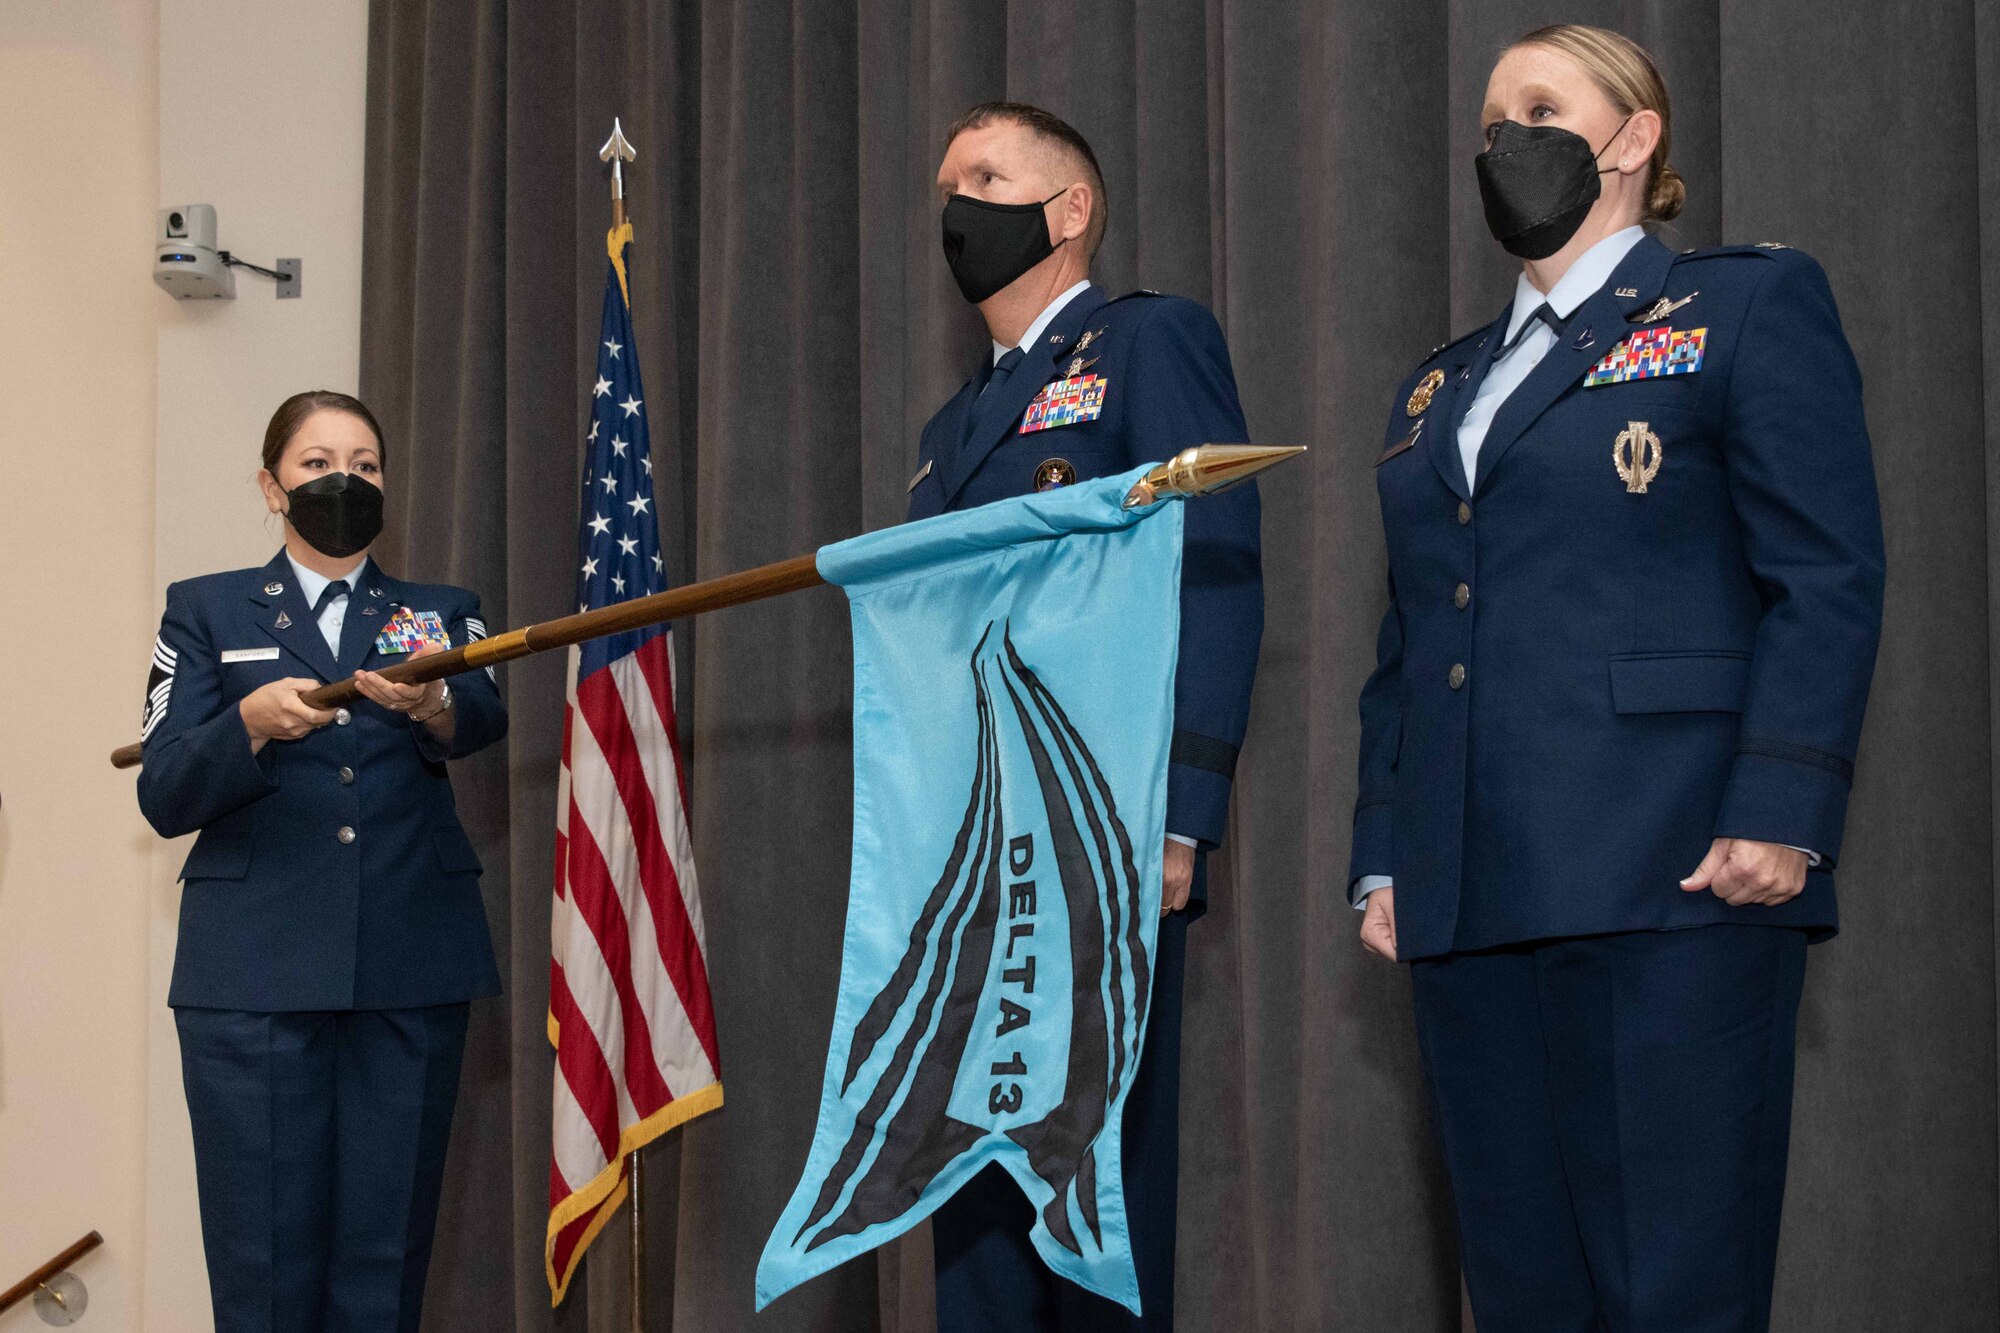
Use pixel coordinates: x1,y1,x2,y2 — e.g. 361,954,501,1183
1020,374,1107,434
1585,325,1707,387
374,607,450,655
220,647,282,663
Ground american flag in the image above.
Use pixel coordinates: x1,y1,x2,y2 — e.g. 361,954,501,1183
546,223,722,1303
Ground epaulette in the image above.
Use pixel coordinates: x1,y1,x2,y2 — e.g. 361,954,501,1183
1675,241,1795,260
1419,324,1489,368
1107,288,1166,304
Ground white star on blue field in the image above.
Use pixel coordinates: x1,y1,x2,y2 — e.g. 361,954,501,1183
575,261,670,673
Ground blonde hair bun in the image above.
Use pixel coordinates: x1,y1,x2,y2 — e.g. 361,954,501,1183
1650,164,1686,222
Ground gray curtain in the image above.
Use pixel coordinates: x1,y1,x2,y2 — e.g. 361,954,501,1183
360,1,2000,1328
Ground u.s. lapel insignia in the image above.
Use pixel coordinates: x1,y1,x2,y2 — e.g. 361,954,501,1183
274,610,293,629
1615,286,1639,298
1406,368,1445,417
1033,457,1078,491
1614,421,1663,494
1631,291,1697,324
264,581,284,597
1066,354,1099,378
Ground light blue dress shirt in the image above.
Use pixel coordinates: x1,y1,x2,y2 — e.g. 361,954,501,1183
992,278,1093,365
287,552,371,657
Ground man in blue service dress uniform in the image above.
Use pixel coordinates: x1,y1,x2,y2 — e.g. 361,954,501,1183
1353,224,1885,1327
911,102,1263,1332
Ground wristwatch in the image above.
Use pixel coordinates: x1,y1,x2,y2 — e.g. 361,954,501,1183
412,681,453,723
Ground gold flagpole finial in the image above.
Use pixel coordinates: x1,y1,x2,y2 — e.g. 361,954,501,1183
1123,443,1309,508
599,117,637,227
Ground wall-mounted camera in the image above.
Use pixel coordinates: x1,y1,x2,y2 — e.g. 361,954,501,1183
155,204,235,299
153,205,300,300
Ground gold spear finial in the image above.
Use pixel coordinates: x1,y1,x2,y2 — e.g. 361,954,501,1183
1123,443,1309,508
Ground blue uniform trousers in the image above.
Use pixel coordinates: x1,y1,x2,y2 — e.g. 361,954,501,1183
933,906,1190,1331
1411,924,1808,1333
174,1003,470,1333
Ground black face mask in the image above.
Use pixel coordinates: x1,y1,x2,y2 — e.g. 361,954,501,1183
283,471,384,559
1475,118,1629,260
940,190,1068,304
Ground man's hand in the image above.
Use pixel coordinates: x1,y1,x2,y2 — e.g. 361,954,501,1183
1680,838,1808,907
1162,838,1196,914
1359,886,1397,961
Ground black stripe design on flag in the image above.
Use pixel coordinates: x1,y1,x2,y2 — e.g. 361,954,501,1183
1007,633,1149,1097
795,622,1143,1258
796,625,1003,1247
141,635,178,741
994,645,1111,1253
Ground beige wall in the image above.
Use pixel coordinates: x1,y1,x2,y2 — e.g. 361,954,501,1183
0,0,159,1326
0,1,367,1326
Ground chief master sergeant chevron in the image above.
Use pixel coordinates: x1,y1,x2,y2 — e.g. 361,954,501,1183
904,101,1263,1332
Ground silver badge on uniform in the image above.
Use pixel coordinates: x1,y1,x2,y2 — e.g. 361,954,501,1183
1614,420,1663,494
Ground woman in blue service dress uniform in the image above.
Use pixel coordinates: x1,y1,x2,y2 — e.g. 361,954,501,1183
136,390,505,1333
1350,25,1884,1333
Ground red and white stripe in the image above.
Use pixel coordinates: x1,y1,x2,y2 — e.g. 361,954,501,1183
545,631,721,1301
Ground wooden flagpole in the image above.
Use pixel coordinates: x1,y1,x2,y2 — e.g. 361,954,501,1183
107,445,1302,772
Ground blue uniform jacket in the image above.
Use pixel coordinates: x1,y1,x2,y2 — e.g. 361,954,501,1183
137,550,507,1010
1353,237,1886,960
908,284,1263,890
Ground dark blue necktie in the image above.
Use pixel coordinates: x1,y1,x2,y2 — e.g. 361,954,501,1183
313,578,351,616
963,346,1026,446
1497,302,1568,359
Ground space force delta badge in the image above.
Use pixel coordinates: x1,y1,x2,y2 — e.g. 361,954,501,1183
1020,374,1107,434
374,607,451,655
1585,326,1707,387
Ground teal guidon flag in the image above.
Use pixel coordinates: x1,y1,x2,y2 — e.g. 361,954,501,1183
756,466,1184,1315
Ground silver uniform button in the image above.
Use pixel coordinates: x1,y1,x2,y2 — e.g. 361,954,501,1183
338,766,355,785
335,707,352,726
1454,583,1471,610
1448,664,1467,689
1457,502,1472,525
336,825,356,844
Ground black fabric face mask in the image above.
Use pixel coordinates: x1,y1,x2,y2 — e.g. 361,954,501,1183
940,190,1068,304
283,471,384,559
1475,118,1628,260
